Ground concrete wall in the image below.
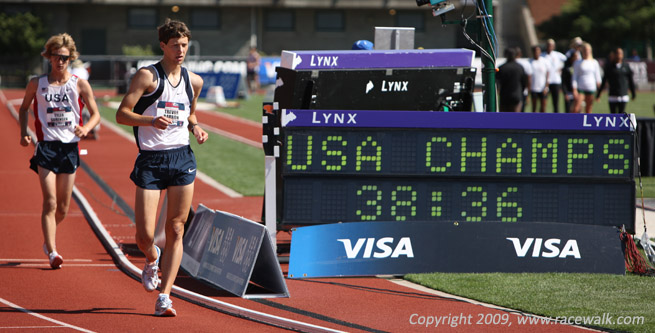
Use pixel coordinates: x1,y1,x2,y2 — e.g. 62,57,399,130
4,1,464,57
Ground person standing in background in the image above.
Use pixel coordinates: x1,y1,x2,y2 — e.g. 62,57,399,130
596,47,636,114
497,48,527,112
572,42,602,113
515,47,532,112
566,37,583,60
18,33,100,269
529,45,550,113
561,51,578,113
542,39,567,113
246,47,261,94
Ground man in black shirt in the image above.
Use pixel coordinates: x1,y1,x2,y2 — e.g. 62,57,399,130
497,48,527,112
596,47,636,114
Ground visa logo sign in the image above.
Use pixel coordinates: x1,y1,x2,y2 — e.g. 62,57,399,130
506,238,581,259
338,237,414,259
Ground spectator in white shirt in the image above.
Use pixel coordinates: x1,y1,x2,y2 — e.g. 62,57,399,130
529,45,550,113
542,39,567,113
572,42,602,113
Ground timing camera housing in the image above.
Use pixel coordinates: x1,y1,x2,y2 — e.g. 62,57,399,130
415,0,456,16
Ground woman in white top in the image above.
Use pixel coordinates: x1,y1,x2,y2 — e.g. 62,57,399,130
572,42,602,113
529,45,550,113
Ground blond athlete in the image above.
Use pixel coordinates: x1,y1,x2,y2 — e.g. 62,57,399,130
19,33,100,269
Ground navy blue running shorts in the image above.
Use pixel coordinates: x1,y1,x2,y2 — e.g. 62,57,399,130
130,145,197,190
30,141,80,174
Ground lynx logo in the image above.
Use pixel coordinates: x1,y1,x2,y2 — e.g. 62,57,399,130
310,55,339,67
381,80,409,92
365,80,374,94
44,93,70,103
582,114,630,129
506,237,581,259
338,237,414,259
312,112,357,124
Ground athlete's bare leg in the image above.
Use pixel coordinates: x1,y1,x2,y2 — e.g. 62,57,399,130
135,187,162,263
159,183,194,295
38,166,75,253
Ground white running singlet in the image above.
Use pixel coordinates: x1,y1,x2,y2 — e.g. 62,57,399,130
133,63,193,151
33,75,83,143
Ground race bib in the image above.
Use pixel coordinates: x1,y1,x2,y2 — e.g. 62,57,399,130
46,106,74,128
156,101,186,127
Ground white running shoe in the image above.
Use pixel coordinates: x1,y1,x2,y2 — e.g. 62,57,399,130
48,252,63,269
141,245,161,292
154,294,176,317
43,243,62,269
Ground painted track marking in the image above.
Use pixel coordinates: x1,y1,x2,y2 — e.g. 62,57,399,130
0,297,95,333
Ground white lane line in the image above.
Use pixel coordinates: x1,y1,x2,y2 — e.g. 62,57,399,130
7,264,117,268
199,123,262,149
0,325,68,329
99,118,242,198
196,108,262,127
74,186,343,333
0,297,96,333
0,259,92,262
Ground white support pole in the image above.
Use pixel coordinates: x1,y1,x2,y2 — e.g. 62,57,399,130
264,154,277,253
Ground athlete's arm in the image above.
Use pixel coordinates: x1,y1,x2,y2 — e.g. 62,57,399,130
75,78,101,138
18,77,38,146
116,67,171,129
187,71,208,144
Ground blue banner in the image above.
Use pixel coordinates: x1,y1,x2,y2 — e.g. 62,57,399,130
288,221,625,277
281,109,635,132
197,72,241,100
259,57,280,85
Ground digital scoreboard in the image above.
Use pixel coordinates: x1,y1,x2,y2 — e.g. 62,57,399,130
276,110,635,230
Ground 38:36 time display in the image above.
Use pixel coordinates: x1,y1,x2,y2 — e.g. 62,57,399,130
276,110,635,229
282,178,633,226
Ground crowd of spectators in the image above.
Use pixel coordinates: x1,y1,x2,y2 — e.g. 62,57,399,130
496,37,636,114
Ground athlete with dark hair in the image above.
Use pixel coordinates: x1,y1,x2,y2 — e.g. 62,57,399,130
116,19,208,317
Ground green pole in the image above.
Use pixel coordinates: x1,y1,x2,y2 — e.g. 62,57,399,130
479,0,496,112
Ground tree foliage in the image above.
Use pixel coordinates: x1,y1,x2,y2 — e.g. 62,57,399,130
538,0,655,56
0,12,46,58
121,45,156,56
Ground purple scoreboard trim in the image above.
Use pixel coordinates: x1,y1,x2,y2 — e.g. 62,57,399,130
281,109,636,132
280,49,475,70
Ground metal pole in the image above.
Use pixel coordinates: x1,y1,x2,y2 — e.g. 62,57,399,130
479,0,496,112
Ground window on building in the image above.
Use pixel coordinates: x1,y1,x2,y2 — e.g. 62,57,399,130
81,29,106,55
128,8,157,29
315,11,344,32
396,11,425,32
190,8,221,30
265,10,295,31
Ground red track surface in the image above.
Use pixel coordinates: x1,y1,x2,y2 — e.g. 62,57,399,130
1,88,593,332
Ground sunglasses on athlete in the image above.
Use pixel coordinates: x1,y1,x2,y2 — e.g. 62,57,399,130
53,54,71,62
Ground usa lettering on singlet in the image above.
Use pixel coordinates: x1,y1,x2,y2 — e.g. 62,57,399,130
132,62,194,151
33,75,84,143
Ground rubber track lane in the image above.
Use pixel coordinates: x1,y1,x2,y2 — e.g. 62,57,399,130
3,88,595,332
